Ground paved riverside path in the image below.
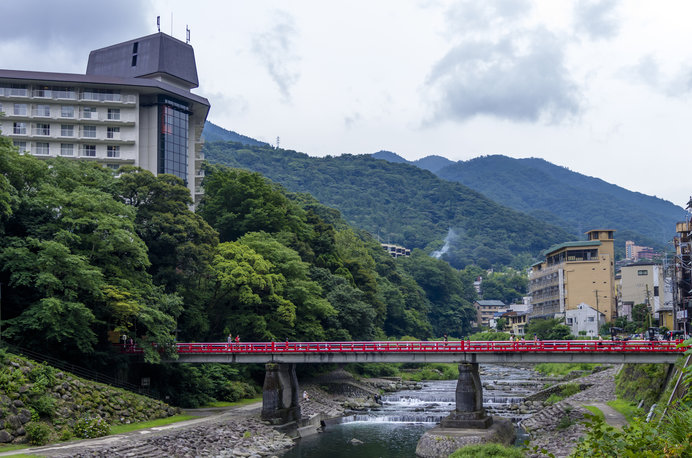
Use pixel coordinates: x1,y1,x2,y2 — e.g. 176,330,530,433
580,402,627,428
0,402,266,457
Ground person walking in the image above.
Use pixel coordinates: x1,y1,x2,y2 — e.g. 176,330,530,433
227,333,233,350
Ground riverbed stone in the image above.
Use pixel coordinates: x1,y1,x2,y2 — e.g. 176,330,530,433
415,417,515,458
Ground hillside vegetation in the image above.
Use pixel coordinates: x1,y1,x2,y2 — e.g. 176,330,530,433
203,141,573,269
431,154,680,251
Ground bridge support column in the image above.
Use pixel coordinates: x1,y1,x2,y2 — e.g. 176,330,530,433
261,362,301,425
440,362,492,428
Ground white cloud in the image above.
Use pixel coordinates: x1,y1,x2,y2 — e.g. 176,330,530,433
251,10,301,102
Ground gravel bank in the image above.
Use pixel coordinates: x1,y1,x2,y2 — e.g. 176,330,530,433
522,367,619,458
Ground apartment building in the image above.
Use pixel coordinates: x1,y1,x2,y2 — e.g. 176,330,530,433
381,243,411,258
619,262,673,329
0,32,210,206
474,300,507,328
529,229,616,321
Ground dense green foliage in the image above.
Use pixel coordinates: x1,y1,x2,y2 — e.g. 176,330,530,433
203,141,573,269
526,318,572,340
450,443,524,458
1,136,487,404
615,363,668,410
571,410,692,457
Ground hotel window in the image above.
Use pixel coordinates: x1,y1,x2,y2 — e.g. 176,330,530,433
60,125,74,137
33,86,51,98
10,84,27,97
13,141,27,152
81,145,96,157
61,106,75,118
34,123,50,136
107,108,120,120
82,125,96,138
107,145,120,158
637,270,648,276
82,89,120,102
53,87,76,99
106,163,120,171
13,103,27,116
13,122,27,135
107,127,120,139
158,96,190,184
82,107,97,119
34,104,51,117
60,143,74,156
34,142,49,155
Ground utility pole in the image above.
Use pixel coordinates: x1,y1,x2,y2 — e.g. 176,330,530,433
594,289,600,335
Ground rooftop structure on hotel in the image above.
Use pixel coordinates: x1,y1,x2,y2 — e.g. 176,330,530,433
0,32,210,206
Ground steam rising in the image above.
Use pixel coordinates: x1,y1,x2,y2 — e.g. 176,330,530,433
431,228,458,259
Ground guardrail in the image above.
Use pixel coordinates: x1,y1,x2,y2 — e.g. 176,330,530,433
121,339,689,355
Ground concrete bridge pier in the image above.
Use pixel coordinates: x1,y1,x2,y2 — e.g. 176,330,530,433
261,362,301,425
440,362,492,428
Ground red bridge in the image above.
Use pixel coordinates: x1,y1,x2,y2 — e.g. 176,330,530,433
125,339,689,365
124,339,689,426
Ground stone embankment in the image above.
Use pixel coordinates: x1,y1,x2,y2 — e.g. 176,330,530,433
522,367,619,458
17,370,409,457
0,354,177,445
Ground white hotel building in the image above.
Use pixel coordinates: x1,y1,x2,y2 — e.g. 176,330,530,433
0,32,210,205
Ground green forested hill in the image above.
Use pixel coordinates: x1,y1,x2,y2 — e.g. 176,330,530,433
432,155,683,250
203,142,574,269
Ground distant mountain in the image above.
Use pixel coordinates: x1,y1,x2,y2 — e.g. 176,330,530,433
372,150,408,163
412,155,454,173
202,121,269,146
433,155,683,250
204,142,574,269
371,151,453,173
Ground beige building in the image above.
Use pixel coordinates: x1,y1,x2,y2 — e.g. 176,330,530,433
529,229,616,321
474,300,507,328
0,32,209,206
619,262,674,328
502,310,528,336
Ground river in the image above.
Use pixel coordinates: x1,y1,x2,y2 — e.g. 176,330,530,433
280,364,546,458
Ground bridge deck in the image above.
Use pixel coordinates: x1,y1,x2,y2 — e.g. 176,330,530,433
126,340,689,364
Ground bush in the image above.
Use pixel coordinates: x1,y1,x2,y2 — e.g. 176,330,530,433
30,395,56,418
25,422,51,446
450,443,524,457
73,415,110,439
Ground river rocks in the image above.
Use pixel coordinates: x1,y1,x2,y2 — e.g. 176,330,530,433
53,415,294,458
416,417,515,458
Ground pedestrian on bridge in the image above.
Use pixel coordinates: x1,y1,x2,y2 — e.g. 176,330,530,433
227,334,233,350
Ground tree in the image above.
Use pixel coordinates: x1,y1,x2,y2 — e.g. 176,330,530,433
525,318,572,340
238,232,336,341
208,241,295,341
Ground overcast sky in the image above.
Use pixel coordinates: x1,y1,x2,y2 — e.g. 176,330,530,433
2,0,691,208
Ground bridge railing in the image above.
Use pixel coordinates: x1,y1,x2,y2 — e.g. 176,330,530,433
120,339,689,355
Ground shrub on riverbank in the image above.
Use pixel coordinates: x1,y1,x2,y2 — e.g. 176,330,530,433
572,408,692,457
534,363,600,377
449,442,524,457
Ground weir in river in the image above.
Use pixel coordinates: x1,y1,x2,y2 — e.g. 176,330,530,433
280,364,548,458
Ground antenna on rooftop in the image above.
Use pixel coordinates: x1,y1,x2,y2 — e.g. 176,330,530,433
157,16,161,32
186,25,190,44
